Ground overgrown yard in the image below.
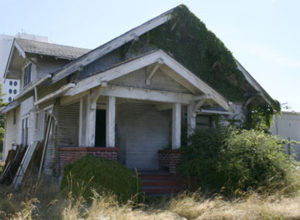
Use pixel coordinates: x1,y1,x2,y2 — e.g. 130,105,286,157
1,128,299,219
1,173,300,220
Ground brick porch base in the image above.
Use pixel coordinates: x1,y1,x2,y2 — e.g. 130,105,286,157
58,147,119,173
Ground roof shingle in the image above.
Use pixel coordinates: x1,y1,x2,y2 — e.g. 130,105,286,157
15,38,91,60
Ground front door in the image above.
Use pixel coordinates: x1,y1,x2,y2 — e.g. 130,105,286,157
95,109,106,147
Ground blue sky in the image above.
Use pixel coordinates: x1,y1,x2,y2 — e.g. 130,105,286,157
1,0,299,111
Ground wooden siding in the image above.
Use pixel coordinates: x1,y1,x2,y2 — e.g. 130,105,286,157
111,67,190,94
56,102,80,146
3,107,20,160
115,102,171,170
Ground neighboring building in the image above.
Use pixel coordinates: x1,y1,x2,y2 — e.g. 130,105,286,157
0,34,17,103
272,111,300,160
1,5,278,177
0,34,48,103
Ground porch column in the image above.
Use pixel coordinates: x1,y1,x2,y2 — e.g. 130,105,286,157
172,103,181,149
79,96,88,146
187,104,196,137
86,95,97,146
79,88,102,147
106,96,116,147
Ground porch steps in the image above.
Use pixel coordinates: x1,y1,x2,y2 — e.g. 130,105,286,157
140,172,197,195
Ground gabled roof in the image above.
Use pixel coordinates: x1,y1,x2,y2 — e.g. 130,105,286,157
15,38,91,60
65,49,231,111
47,4,276,109
236,60,273,106
4,38,91,79
50,7,174,83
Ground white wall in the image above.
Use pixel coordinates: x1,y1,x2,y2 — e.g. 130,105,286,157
272,111,300,160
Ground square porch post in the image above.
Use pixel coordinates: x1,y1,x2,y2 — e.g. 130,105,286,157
106,96,116,147
187,104,196,137
172,103,181,149
79,88,102,147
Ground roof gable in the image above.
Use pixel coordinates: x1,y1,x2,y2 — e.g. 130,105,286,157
64,50,230,110
4,38,91,79
49,4,277,109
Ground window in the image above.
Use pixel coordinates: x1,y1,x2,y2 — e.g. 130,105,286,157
9,81,12,86
14,81,17,86
23,63,32,87
9,89,12,94
21,117,29,146
13,89,17,94
8,97,12,102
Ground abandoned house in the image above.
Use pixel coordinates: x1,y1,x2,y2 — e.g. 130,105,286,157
1,5,278,185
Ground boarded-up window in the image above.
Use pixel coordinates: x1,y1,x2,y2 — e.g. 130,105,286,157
23,63,32,87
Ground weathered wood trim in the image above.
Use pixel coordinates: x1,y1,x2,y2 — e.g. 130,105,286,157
172,103,181,149
187,104,196,137
60,91,89,106
51,12,172,83
146,61,162,85
106,96,116,147
64,50,230,111
78,97,83,146
101,85,193,104
15,74,52,100
34,83,75,106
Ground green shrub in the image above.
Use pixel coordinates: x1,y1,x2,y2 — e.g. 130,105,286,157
178,128,297,195
61,155,141,202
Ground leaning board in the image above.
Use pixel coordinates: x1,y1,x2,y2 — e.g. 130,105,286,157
13,141,39,188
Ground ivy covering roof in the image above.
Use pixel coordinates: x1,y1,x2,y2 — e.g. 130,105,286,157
127,5,279,109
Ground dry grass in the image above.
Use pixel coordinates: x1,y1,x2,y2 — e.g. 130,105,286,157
1,171,300,220
4,191,300,220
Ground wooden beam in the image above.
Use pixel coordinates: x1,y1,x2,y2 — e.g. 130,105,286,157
34,83,75,106
100,85,193,104
60,91,89,106
86,88,103,146
146,59,163,85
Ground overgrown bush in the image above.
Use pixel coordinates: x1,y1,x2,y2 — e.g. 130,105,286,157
61,155,141,202
178,128,297,195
